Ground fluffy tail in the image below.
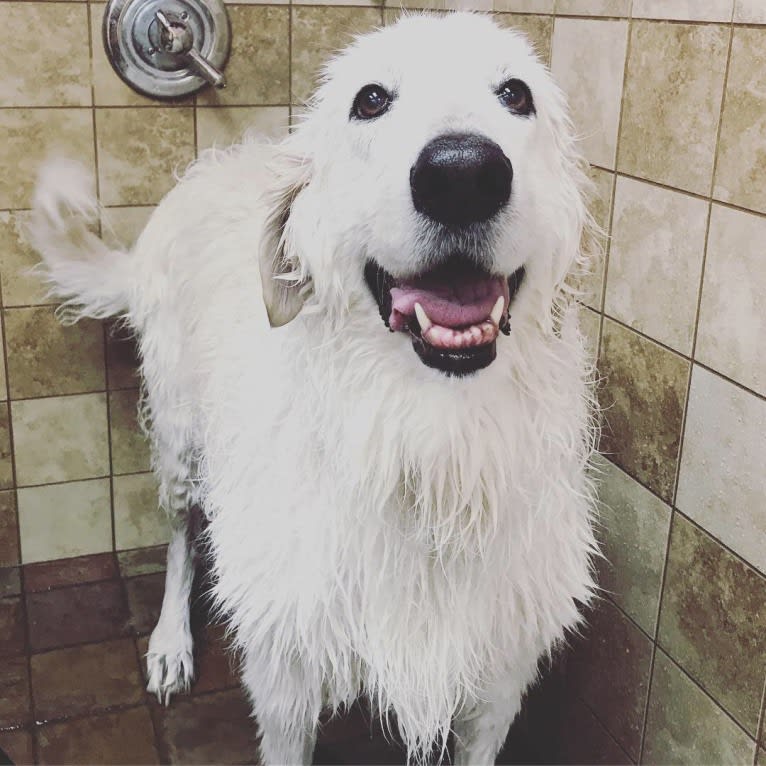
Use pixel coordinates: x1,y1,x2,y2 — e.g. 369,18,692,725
29,159,134,324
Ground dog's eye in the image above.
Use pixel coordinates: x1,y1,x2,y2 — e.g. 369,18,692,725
497,79,534,116
351,84,392,120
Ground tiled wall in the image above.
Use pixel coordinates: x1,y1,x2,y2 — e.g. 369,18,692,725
0,0,764,763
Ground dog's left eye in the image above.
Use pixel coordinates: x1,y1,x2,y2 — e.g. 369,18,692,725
351,84,393,120
497,78,535,116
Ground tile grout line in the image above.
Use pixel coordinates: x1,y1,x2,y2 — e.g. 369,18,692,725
754,673,766,766
575,692,637,764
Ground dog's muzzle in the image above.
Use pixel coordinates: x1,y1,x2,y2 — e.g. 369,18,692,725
365,258,525,377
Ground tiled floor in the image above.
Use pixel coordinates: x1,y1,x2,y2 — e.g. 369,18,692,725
0,547,614,766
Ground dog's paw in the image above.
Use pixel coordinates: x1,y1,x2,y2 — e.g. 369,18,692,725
145,632,195,705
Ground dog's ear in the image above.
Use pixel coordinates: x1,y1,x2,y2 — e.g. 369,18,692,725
259,142,313,327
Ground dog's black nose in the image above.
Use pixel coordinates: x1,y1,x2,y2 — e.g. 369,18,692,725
410,134,513,227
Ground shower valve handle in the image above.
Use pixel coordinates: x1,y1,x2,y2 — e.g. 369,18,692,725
155,10,226,89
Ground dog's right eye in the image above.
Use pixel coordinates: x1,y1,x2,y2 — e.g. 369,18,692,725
351,84,392,120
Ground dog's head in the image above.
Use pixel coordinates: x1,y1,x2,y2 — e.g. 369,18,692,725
260,12,590,377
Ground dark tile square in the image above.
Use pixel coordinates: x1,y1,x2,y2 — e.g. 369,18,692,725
117,546,167,578
24,552,118,593
27,580,130,652
192,623,239,695
154,688,256,764
0,566,21,598
125,572,165,635
106,322,142,391
0,596,26,658
567,600,653,761
0,655,32,728
0,728,34,765
31,638,144,721
36,706,159,765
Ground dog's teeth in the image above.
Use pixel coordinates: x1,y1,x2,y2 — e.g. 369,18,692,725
490,296,504,327
414,302,432,332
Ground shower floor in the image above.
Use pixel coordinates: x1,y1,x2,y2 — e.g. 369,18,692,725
0,547,413,765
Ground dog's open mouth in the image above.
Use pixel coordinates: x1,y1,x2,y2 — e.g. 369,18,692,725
365,258,525,376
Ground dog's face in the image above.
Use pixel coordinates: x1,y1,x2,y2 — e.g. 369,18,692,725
262,13,586,377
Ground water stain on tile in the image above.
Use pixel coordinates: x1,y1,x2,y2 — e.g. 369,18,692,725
196,106,290,152
24,552,117,593
292,7,383,105
106,322,142,391
5,307,105,398
0,655,31,728
113,473,169,550
598,318,689,502
0,729,34,766
618,20,729,195
31,638,144,721
36,706,159,765
125,572,165,635
192,623,240,695
27,579,130,652
659,514,766,736
117,545,168,578
493,13,553,65
0,566,21,598
109,388,152,475
567,600,653,760
644,649,755,766
198,6,290,106
0,404,13,491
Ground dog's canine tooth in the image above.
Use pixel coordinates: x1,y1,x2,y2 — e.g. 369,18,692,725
490,295,504,327
414,302,432,332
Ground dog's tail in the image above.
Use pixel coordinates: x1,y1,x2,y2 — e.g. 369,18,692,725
29,158,134,324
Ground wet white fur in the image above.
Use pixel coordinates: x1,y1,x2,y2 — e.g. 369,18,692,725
30,13,599,765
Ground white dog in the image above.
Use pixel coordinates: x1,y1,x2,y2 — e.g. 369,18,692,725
30,12,599,765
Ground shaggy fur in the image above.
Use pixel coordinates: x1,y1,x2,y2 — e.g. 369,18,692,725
30,12,600,765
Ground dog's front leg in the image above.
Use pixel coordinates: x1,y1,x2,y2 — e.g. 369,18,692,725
452,680,524,766
242,642,321,766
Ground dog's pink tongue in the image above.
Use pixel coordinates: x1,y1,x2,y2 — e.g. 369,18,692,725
389,274,508,332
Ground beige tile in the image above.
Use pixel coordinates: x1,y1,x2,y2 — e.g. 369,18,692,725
0,3,91,107
0,316,7,401
294,0,381,6
644,650,755,766
618,21,729,195
101,207,155,251
113,473,169,549
735,0,766,22
573,166,612,310
196,106,290,152
384,1,448,11
599,318,689,502
604,177,707,355
0,406,12,491
109,389,151,475
90,4,190,107
714,28,766,215
5,307,105,398
596,457,671,634
291,7,383,106
0,211,57,307
494,0,553,10
12,394,109,486
96,108,195,206
696,206,766,396
198,6,290,106
18,479,111,564
555,0,630,15
0,108,95,209
659,513,766,735
493,13,554,65
633,0,734,21
676,366,766,575
550,18,628,169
